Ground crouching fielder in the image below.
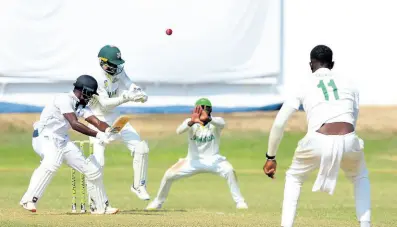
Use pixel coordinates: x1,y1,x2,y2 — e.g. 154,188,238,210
20,75,118,214
263,45,371,227
146,98,248,210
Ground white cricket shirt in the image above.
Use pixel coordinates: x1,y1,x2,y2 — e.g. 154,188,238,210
89,68,133,116
284,68,359,132
177,117,226,161
33,91,94,139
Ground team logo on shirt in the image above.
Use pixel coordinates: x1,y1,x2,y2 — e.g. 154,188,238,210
191,134,215,143
107,90,117,98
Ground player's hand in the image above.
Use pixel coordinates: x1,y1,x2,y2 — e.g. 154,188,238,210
96,131,110,145
199,108,210,122
263,159,277,179
132,94,148,103
105,127,116,135
191,106,204,125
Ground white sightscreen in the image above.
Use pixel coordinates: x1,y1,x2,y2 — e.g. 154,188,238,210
0,0,281,84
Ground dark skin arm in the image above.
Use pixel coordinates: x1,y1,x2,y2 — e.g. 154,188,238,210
85,115,110,132
63,113,100,137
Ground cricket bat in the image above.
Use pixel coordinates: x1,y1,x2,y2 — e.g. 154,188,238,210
109,115,131,133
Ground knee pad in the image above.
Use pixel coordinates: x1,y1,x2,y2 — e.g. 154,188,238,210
84,155,102,181
132,140,149,156
164,169,176,181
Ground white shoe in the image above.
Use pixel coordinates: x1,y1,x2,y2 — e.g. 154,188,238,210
236,201,248,209
105,205,119,214
91,205,119,215
131,185,150,200
20,201,37,213
145,200,162,210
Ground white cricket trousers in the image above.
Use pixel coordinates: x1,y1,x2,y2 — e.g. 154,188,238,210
281,132,371,227
88,119,149,190
21,131,108,212
155,157,245,204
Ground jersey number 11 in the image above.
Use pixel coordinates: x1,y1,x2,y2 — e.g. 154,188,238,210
317,79,339,101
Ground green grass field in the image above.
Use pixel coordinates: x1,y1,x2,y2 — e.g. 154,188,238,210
0,131,396,227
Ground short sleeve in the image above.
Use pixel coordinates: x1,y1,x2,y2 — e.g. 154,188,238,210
82,106,94,119
55,94,75,114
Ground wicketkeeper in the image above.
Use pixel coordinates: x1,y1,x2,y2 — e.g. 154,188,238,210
86,45,151,209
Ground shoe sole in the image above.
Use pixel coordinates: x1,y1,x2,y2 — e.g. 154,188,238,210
107,209,119,215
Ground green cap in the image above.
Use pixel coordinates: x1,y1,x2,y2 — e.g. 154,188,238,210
98,45,125,65
195,98,212,107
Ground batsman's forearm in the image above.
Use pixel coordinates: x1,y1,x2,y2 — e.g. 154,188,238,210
71,122,98,138
97,121,109,132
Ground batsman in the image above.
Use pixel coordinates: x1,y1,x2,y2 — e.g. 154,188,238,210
87,45,150,207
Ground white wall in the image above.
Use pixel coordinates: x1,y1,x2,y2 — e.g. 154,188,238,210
283,0,397,105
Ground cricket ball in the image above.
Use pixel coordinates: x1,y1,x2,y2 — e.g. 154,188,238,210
166,28,173,36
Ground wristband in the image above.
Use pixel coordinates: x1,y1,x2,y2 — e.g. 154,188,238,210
266,153,276,160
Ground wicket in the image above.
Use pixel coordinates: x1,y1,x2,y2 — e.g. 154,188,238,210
71,140,93,213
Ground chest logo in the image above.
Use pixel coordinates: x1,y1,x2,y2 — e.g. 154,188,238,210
191,134,215,143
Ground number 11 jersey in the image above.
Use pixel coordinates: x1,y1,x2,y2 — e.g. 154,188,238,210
284,68,359,132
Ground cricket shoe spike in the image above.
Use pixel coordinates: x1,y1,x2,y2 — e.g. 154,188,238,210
236,201,248,209
131,185,150,201
145,199,162,211
20,201,37,213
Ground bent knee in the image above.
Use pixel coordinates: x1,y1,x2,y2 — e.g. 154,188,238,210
164,169,178,181
220,166,235,178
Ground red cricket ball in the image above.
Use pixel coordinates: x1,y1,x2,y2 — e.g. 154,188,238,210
166,28,173,35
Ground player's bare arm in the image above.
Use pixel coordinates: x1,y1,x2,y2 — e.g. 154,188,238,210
85,115,110,132
63,112,99,137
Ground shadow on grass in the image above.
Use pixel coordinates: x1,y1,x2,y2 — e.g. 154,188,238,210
120,208,188,214
63,208,188,216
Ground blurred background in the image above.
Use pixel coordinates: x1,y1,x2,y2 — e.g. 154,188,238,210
2,0,396,114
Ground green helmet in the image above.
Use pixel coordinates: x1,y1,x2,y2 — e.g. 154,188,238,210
98,45,125,75
195,98,212,107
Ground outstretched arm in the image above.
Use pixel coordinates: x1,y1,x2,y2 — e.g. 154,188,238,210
267,104,296,158
92,84,130,111
263,104,296,179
